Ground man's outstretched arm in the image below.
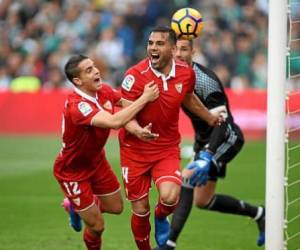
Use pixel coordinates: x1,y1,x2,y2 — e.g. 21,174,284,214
182,92,224,126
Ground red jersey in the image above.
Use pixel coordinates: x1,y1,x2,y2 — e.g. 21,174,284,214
119,58,195,161
53,84,121,181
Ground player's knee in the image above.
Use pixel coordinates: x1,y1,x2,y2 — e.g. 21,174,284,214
87,219,105,235
160,193,178,206
131,197,150,215
195,199,209,208
194,195,213,208
109,201,124,214
159,183,180,205
94,225,105,236
132,206,150,215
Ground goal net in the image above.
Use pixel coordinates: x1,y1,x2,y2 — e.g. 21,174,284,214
285,0,300,249
267,0,300,249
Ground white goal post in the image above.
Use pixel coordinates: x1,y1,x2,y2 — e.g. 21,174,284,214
266,0,287,249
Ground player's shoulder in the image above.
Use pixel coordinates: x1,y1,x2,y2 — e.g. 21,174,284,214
192,62,227,100
67,90,93,110
122,59,149,92
99,83,114,94
127,58,149,75
175,60,195,79
96,84,113,101
67,91,81,104
175,59,192,71
98,83,121,103
63,91,94,118
192,62,221,83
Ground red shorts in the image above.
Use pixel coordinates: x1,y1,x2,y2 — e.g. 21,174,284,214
120,150,182,201
57,158,120,211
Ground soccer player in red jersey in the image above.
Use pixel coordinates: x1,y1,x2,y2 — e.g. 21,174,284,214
119,27,222,250
156,39,265,250
53,55,159,250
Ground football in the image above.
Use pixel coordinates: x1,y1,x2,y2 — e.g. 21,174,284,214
171,7,204,40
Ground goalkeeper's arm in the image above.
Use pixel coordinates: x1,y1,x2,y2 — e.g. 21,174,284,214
205,115,228,153
205,90,229,153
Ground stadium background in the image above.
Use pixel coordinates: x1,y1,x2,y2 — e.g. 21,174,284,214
0,0,299,249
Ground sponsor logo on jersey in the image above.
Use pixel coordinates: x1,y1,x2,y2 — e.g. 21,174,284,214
175,83,183,93
103,100,112,110
78,102,93,116
122,74,135,91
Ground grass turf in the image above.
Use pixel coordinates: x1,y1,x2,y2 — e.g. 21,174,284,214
0,135,268,250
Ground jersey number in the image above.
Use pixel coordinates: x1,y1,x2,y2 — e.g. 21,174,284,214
63,182,81,196
61,115,66,150
122,167,129,184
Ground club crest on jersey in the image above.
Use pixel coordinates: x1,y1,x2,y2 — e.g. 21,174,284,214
122,74,135,91
78,102,93,116
175,83,183,93
103,100,112,110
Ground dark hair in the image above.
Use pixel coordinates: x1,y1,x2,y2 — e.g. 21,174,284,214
182,39,194,49
150,26,177,45
64,54,88,83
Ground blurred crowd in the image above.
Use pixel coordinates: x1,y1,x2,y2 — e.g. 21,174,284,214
0,0,299,92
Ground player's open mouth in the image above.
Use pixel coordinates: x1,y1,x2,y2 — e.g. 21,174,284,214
151,53,160,63
94,77,101,86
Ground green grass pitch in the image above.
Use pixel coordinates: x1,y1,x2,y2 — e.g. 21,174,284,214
0,135,267,250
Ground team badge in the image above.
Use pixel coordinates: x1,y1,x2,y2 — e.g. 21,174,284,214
72,197,80,206
103,100,112,110
122,74,135,91
175,83,183,93
78,102,93,116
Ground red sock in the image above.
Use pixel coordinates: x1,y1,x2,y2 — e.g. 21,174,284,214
131,212,151,250
83,228,102,250
155,201,177,219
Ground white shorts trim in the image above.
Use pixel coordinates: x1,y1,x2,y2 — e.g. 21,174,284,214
76,201,95,212
154,176,182,186
127,192,149,202
159,199,179,207
131,210,150,217
95,187,121,197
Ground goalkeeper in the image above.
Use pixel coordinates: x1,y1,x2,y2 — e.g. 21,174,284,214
157,39,265,249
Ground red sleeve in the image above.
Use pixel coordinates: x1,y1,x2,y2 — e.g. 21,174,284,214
112,88,122,104
69,100,99,126
101,83,122,105
121,69,143,102
187,67,196,93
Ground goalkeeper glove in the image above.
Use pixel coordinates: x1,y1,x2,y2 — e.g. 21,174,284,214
186,150,213,187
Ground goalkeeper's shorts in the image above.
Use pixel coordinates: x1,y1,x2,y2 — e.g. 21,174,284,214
196,135,244,181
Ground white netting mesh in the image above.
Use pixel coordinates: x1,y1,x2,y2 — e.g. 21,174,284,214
285,1,300,249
